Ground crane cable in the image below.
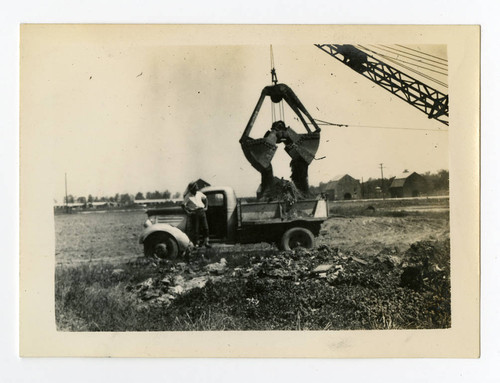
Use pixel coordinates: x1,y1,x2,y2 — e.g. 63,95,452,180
368,45,448,77
373,50,448,78
396,44,448,63
371,44,448,72
358,44,448,87
357,45,448,88
313,118,448,133
269,45,286,124
375,44,448,68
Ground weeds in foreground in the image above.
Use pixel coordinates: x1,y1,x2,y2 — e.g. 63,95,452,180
55,240,450,331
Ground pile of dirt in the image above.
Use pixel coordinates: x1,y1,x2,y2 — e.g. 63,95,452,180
259,177,309,203
399,240,450,292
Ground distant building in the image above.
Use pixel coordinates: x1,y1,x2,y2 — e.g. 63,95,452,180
389,171,428,198
88,201,113,208
320,174,361,200
134,199,164,206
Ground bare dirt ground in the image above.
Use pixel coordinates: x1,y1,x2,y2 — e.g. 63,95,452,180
318,215,449,256
55,206,449,265
55,210,144,265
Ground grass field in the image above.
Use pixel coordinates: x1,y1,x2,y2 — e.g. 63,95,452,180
55,199,450,331
55,210,144,265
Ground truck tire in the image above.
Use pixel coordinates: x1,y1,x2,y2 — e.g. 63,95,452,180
144,232,179,259
281,227,315,251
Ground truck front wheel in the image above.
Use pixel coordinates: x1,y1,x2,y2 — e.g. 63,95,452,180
281,227,315,251
144,232,179,259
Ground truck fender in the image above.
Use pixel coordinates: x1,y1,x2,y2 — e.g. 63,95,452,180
139,223,191,252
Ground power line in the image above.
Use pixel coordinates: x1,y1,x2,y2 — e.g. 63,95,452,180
372,44,448,71
395,44,448,63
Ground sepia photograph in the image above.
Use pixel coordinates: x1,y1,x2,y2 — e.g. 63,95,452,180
19,24,479,357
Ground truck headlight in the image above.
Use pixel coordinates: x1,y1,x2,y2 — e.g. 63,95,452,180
144,219,153,228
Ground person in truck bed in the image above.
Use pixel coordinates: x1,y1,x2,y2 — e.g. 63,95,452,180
182,181,211,248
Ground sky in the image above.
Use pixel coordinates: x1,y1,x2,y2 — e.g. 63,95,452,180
20,29,449,201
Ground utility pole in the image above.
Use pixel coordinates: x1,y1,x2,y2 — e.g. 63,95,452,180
379,163,385,200
65,172,68,213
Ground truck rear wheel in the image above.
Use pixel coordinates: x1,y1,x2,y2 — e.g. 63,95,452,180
144,232,179,259
281,227,314,251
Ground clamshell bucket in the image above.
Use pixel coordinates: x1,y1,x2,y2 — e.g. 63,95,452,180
239,83,321,181
283,129,321,165
240,137,277,173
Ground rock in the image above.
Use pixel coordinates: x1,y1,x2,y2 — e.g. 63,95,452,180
327,270,342,285
168,285,184,295
374,254,400,270
351,256,368,265
312,264,334,273
142,290,161,300
431,264,443,272
318,272,327,279
137,277,154,291
184,276,209,290
205,260,227,275
155,294,173,304
173,275,185,285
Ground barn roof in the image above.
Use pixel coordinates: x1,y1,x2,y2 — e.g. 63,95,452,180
390,178,406,188
332,174,359,182
322,174,359,190
389,171,420,188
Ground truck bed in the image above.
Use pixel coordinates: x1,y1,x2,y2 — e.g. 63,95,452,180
237,199,328,225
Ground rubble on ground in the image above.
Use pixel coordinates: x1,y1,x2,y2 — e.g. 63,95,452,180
127,239,450,324
399,240,450,291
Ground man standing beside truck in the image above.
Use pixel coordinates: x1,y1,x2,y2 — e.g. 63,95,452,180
182,182,211,248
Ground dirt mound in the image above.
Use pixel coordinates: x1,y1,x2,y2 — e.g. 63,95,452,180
399,240,450,291
259,177,309,203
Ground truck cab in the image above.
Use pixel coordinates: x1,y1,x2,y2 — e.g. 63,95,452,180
201,186,239,243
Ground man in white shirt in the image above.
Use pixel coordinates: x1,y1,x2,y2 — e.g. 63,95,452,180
183,182,211,248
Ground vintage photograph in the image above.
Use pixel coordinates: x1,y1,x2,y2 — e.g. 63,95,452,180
19,25,479,357
50,41,449,331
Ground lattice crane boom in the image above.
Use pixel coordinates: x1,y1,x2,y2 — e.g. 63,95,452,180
315,44,449,126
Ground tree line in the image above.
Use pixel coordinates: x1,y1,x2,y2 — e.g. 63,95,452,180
61,190,182,205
